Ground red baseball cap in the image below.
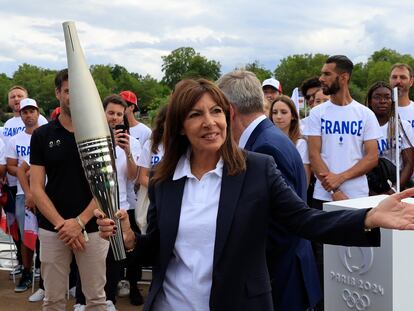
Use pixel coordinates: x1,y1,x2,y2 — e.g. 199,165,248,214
120,90,139,112
50,107,61,120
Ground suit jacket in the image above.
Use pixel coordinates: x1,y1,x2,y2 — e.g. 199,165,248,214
244,118,321,310
136,151,380,311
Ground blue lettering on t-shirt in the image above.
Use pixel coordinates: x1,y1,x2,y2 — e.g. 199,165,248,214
3,126,25,137
16,145,30,157
151,155,160,166
321,119,363,136
377,136,403,155
326,120,332,134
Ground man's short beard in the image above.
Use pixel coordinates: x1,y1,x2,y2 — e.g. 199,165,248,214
323,77,341,95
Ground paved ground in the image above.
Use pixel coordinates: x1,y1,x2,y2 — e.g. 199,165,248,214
0,268,147,310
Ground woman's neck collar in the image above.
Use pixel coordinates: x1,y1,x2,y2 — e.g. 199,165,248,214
189,150,221,180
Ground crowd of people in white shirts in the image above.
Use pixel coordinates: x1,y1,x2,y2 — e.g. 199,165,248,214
1,59,414,311
0,83,165,310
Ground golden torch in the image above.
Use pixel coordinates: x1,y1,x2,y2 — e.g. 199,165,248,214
62,21,126,260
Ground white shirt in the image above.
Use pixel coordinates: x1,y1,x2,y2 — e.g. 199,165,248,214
238,115,267,148
2,115,47,186
0,139,6,165
300,116,310,134
153,151,223,311
6,131,32,195
398,101,414,129
304,100,381,201
377,120,414,169
129,122,151,146
137,140,165,169
296,138,310,165
115,135,141,210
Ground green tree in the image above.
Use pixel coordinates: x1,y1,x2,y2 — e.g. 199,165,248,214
12,64,57,114
364,48,404,89
146,95,169,123
111,65,141,101
274,53,329,96
237,61,273,82
161,47,221,89
110,64,170,114
90,64,116,99
135,75,170,113
0,73,12,108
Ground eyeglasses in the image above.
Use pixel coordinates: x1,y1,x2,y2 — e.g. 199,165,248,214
372,95,392,102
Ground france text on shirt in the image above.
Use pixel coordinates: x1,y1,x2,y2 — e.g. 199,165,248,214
3,126,25,137
321,119,363,136
15,145,31,157
151,155,162,166
377,137,403,155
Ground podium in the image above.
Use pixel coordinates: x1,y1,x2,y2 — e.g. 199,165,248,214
323,195,414,311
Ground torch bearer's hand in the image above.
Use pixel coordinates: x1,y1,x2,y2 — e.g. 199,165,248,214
56,218,83,246
94,209,136,250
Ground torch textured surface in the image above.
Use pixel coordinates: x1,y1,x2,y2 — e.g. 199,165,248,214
78,137,126,260
63,21,126,260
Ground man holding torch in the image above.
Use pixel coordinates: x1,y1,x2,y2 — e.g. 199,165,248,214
30,69,109,311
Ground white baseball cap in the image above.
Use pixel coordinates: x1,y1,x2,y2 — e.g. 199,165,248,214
19,98,39,111
262,78,282,93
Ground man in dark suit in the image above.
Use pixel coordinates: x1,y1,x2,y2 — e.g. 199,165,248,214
217,70,322,311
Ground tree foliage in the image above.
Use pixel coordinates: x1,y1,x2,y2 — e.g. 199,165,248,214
2,47,414,124
237,60,273,82
12,63,56,114
274,53,329,97
161,47,221,88
0,74,12,107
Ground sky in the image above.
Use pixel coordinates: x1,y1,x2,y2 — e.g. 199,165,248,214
1,0,414,80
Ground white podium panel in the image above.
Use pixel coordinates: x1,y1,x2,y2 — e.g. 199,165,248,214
323,195,414,311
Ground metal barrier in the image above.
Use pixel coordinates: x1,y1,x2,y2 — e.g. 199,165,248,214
0,240,17,267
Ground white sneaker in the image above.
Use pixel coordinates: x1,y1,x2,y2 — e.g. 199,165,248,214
106,300,118,311
73,304,85,311
117,280,130,297
69,286,76,298
28,288,45,302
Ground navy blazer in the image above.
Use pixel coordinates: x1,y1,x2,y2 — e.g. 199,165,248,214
136,151,379,311
244,118,321,310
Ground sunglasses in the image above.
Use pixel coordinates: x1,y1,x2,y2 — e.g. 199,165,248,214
305,89,319,101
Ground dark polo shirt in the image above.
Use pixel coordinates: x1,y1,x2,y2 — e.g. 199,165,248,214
30,118,98,233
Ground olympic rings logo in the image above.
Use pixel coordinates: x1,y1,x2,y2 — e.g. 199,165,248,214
342,289,370,310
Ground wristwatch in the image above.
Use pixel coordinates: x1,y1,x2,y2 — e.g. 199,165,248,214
330,188,340,195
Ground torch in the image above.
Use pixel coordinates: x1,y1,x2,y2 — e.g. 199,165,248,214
62,21,126,260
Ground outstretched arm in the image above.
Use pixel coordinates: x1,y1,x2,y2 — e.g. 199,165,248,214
365,188,414,230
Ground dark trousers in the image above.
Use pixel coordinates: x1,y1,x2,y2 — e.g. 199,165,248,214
35,238,44,290
126,209,142,296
